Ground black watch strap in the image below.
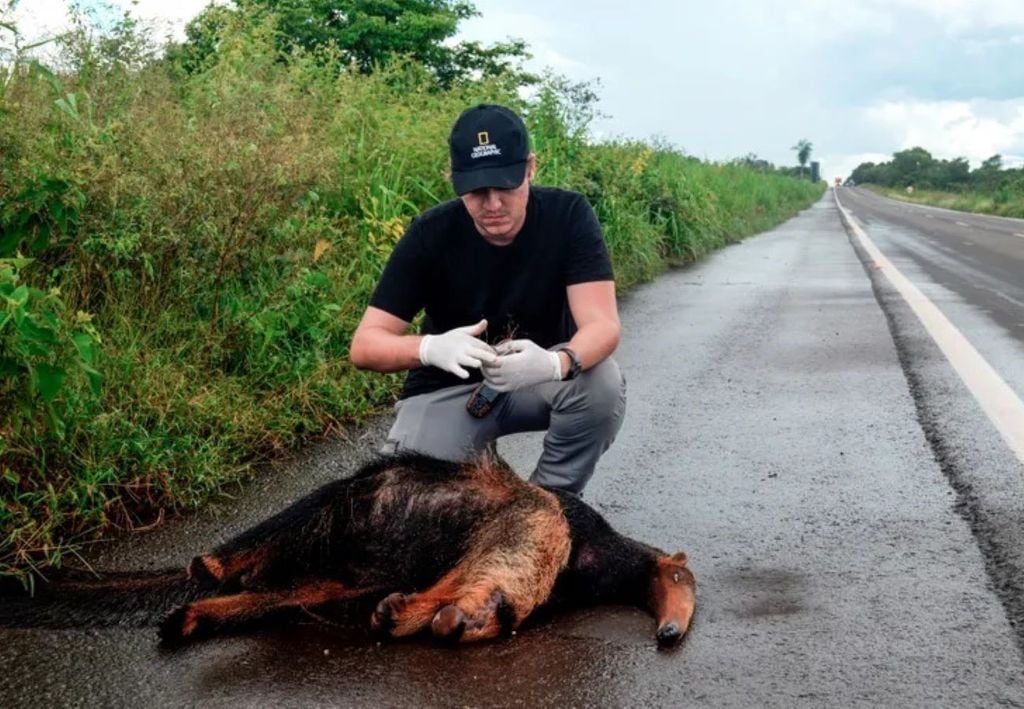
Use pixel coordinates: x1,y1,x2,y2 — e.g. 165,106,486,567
558,347,582,380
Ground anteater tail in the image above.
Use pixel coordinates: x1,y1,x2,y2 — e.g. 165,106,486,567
0,568,203,629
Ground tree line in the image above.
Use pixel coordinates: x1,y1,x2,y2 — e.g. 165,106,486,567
849,147,1024,194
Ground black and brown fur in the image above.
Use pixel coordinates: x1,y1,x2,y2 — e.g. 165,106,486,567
2,453,696,648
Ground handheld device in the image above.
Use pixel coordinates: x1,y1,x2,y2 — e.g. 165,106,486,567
466,382,503,418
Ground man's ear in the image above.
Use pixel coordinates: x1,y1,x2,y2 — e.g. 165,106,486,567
526,153,538,182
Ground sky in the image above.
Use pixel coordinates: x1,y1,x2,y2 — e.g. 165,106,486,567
12,0,1024,180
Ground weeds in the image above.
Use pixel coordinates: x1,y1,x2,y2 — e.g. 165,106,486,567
872,185,1024,219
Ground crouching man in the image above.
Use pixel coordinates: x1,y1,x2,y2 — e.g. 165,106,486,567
349,103,625,495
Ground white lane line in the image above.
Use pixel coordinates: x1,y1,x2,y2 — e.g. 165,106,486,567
925,214,934,218
956,221,970,227
1015,233,1024,238
834,192,1024,467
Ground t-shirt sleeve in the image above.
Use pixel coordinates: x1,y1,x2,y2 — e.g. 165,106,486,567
564,195,614,285
368,218,429,322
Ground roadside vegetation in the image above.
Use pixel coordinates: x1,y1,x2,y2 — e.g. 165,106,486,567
850,148,1024,218
0,1,823,583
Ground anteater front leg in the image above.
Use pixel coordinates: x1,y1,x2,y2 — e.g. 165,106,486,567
372,503,572,643
369,566,521,642
159,579,373,645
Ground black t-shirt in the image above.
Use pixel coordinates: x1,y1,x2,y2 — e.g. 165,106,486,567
370,186,614,399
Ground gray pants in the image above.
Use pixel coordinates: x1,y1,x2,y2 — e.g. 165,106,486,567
382,357,626,495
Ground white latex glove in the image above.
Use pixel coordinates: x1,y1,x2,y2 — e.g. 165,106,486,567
419,319,497,379
481,339,562,392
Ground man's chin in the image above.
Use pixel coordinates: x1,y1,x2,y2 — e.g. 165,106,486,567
476,223,516,244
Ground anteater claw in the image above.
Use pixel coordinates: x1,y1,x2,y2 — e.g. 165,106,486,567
431,604,467,641
370,592,407,634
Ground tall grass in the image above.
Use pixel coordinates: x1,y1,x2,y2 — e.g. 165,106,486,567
872,185,1024,218
0,18,822,582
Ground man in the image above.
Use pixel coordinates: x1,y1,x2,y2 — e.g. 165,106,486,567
349,103,625,495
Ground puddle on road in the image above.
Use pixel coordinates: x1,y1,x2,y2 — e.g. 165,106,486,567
719,567,808,619
180,609,687,707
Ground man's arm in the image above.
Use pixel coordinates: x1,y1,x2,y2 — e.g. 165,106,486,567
349,306,422,373
560,280,621,377
350,306,496,377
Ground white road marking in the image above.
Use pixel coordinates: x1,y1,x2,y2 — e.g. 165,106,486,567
925,214,934,218
956,221,970,227
1015,233,1024,238
834,192,1024,467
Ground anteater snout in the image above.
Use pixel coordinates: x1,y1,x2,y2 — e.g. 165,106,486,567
655,622,682,648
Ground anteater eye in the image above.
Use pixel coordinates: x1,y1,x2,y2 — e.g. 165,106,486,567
672,572,680,583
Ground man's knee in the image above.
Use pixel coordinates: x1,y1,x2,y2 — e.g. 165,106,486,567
384,383,492,462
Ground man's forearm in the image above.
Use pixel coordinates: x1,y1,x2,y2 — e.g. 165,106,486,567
350,328,424,373
561,320,620,376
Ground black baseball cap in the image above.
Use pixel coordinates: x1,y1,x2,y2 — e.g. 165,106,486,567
448,104,530,196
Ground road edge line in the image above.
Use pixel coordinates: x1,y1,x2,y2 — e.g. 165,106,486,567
833,190,1024,467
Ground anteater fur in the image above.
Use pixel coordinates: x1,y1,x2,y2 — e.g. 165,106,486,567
1,453,695,648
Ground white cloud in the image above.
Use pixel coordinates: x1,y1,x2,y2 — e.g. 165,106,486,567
459,9,591,79
8,0,71,41
863,98,1024,165
883,0,1024,33
121,0,222,41
11,0,216,44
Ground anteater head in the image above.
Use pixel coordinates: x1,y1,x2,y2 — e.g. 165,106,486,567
648,551,696,649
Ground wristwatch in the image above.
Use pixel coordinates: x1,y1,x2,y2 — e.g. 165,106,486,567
557,346,582,380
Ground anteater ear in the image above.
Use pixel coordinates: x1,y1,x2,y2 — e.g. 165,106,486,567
670,551,688,565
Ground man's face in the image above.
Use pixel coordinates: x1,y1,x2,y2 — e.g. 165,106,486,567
459,156,537,246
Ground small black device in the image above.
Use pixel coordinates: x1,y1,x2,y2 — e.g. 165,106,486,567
466,382,503,418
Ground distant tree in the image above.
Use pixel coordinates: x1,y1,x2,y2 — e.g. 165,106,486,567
171,0,533,86
973,154,1004,191
850,160,896,187
791,139,812,179
931,157,970,189
167,3,236,75
891,147,933,187
731,153,775,173
849,149,1018,195
981,154,1003,171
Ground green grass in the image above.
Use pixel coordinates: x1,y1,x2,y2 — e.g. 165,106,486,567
871,185,1024,219
0,23,823,583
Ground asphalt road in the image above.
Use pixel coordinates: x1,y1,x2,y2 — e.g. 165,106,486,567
839,187,1024,358
3,193,1024,707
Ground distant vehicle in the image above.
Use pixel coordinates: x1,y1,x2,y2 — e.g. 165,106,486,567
844,179,856,187
834,177,842,188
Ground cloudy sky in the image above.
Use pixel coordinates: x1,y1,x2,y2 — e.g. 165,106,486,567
13,0,1024,179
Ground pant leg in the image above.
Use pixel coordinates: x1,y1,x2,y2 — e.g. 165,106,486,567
381,357,626,494
382,382,500,462
493,356,626,495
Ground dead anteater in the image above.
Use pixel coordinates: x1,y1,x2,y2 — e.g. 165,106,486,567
3,453,696,648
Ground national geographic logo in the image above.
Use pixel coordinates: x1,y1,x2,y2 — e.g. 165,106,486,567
471,130,501,159
473,130,501,158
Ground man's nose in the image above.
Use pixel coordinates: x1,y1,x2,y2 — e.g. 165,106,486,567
482,189,502,209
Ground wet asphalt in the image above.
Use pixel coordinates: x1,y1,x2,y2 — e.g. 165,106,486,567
3,194,1024,707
